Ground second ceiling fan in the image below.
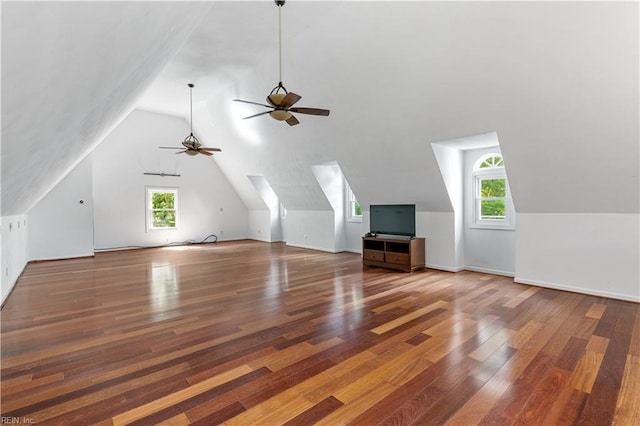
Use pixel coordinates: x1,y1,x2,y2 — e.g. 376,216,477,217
233,0,330,126
160,84,222,156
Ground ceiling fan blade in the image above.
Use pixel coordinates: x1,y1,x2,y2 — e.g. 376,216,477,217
289,107,330,116
200,147,222,152
242,110,273,120
198,149,214,156
233,99,273,109
182,141,200,149
159,147,183,150
286,115,300,126
175,150,187,154
280,92,302,108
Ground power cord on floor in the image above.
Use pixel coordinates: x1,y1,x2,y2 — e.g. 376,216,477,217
95,234,218,252
181,234,219,245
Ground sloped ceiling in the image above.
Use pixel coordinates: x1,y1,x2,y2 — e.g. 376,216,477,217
1,1,212,216
2,1,638,217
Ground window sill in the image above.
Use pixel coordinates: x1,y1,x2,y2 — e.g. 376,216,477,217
469,223,515,231
347,217,363,223
147,227,178,232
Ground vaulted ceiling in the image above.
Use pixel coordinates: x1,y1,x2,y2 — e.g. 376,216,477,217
2,1,638,217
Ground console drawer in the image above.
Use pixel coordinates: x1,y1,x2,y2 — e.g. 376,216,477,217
385,252,410,265
363,250,385,262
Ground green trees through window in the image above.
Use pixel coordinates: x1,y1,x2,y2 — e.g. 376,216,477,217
354,201,362,216
148,188,178,229
478,156,504,169
479,177,506,219
347,186,362,220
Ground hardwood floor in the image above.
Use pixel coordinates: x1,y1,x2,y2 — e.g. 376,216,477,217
1,240,638,425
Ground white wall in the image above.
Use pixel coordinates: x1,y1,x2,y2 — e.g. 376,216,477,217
516,213,640,302
1,215,28,305
431,143,464,269
248,210,272,242
92,109,247,249
464,229,516,276
312,163,345,252
417,212,459,271
304,162,363,253
286,210,335,252
345,220,363,253
27,156,94,261
247,176,282,242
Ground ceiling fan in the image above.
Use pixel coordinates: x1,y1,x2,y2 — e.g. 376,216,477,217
159,83,222,156
233,0,330,126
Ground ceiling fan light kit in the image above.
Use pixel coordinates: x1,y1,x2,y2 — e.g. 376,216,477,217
270,110,292,121
159,83,222,156
232,0,330,126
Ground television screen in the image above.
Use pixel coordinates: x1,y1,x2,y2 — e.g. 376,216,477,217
370,204,416,237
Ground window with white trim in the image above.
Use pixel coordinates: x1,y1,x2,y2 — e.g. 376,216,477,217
347,186,362,221
473,154,514,228
147,187,178,231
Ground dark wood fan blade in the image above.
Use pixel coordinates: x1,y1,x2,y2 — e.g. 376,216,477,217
243,110,272,120
200,148,222,152
159,147,183,150
286,115,300,126
198,149,214,156
289,107,330,116
280,92,302,108
233,99,273,108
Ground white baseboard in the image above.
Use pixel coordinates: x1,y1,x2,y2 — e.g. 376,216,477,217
426,263,464,273
30,252,95,261
285,242,338,253
217,237,253,243
1,263,27,308
1,282,17,308
464,266,515,277
514,277,640,303
343,248,362,254
95,238,251,253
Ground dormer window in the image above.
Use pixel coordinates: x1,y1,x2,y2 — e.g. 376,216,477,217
347,186,362,222
472,154,514,229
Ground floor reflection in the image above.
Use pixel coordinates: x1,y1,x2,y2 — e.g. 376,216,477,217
149,263,179,314
328,275,365,334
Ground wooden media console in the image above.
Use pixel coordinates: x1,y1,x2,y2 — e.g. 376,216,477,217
362,236,425,272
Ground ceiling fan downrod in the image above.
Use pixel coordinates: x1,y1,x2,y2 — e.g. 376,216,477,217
276,0,285,85
230,0,330,126
188,83,195,137
158,83,222,156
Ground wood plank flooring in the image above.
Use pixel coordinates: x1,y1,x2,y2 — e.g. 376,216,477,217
1,240,638,425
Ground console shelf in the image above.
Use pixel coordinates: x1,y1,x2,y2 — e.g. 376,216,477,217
362,236,425,272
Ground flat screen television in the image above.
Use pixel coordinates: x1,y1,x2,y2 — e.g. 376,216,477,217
369,204,416,237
